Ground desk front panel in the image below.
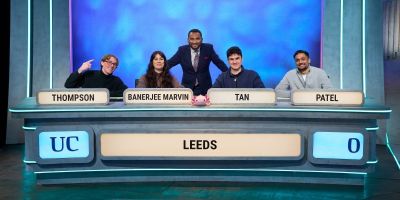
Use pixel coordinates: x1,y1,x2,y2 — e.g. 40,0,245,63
12,98,390,185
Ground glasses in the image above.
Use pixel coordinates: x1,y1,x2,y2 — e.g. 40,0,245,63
104,60,118,66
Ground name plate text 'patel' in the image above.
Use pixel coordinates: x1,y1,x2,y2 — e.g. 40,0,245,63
207,88,276,105
37,89,109,105
100,133,302,159
291,90,364,106
124,88,193,104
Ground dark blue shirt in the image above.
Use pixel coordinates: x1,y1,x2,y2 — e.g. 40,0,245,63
212,67,265,88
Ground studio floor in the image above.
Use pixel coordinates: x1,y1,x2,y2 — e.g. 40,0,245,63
0,144,399,200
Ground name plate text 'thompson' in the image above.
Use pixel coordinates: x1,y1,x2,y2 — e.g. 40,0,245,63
124,88,193,105
100,133,302,159
37,89,109,105
207,88,276,105
291,90,364,106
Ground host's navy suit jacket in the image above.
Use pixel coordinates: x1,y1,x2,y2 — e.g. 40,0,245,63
168,43,228,95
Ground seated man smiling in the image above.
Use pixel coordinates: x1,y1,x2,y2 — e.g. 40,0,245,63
212,46,265,88
275,50,333,98
64,54,128,97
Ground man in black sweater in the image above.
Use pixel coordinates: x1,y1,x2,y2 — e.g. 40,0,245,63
65,54,128,97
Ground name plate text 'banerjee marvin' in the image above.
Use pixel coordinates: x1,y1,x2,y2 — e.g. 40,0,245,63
100,133,302,159
124,88,193,105
37,89,109,105
291,90,364,106
207,88,276,105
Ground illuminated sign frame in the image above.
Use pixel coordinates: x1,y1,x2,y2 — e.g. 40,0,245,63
34,126,95,164
308,128,369,166
98,129,305,161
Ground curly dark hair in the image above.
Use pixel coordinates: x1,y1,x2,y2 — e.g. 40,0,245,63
145,51,174,88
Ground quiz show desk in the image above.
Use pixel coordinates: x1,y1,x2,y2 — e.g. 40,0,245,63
9,89,391,185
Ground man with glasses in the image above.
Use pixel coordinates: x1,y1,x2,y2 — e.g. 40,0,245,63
65,54,128,97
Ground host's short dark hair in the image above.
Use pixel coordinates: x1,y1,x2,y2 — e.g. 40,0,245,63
226,46,242,58
188,29,202,38
293,50,309,59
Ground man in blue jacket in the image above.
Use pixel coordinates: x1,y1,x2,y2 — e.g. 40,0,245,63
212,46,265,88
168,29,228,95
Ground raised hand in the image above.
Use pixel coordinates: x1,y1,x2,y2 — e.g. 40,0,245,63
77,59,94,74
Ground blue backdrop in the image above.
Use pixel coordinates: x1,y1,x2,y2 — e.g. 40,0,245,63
71,0,321,88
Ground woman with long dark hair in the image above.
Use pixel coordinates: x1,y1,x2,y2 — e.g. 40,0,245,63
136,51,180,88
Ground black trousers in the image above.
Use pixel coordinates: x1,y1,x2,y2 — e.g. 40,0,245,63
192,85,206,96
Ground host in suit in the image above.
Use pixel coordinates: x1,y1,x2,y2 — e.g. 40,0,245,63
168,29,228,95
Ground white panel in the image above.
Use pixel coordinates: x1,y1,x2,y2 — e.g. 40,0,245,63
383,0,400,60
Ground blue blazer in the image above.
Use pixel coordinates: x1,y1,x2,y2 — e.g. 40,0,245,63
168,43,228,95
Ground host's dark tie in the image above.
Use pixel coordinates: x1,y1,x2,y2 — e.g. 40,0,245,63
193,50,199,72
193,50,199,86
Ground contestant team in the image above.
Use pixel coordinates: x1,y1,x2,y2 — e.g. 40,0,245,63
65,29,333,97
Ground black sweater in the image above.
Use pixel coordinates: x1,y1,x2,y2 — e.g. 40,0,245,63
64,70,128,97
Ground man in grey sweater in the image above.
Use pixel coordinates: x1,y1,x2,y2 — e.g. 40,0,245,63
275,50,333,98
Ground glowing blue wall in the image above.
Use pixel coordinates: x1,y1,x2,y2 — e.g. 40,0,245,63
71,0,321,88
8,0,387,144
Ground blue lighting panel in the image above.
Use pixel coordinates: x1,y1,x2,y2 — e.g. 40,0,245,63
39,131,90,159
313,132,364,160
71,0,321,88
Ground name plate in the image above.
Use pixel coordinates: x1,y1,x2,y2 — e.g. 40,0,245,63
37,89,109,105
207,88,276,105
124,88,193,105
100,133,302,160
291,90,364,106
